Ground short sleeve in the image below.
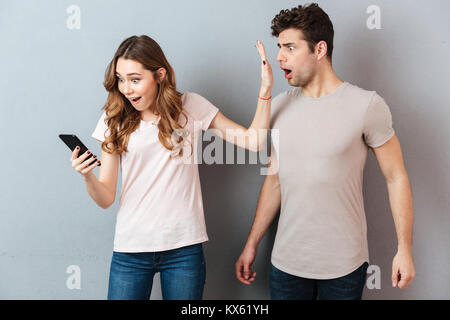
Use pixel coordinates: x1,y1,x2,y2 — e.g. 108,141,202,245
182,92,219,131
91,111,110,142
363,93,395,148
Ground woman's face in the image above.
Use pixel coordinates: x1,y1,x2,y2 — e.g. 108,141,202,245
115,58,160,113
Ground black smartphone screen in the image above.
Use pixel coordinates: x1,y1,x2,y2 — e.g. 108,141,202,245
59,134,100,166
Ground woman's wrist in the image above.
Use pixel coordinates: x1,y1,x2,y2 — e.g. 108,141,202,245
259,86,273,99
82,171,96,182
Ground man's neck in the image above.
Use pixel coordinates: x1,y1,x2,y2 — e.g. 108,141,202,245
301,65,343,99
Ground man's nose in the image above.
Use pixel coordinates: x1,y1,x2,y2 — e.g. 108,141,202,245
276,49,284,62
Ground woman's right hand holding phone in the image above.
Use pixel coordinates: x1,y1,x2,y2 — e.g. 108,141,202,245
71,146,101,178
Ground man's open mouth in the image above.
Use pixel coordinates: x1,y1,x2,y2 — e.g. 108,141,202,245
282,68,292,78
282,68,292,76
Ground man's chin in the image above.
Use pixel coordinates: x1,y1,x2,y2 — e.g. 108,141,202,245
287,78,300,87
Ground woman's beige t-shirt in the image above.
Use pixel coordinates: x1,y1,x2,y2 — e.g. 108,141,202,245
270,82,395,279
92,92,219,252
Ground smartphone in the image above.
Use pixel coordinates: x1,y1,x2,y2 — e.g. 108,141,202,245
59,134,100,166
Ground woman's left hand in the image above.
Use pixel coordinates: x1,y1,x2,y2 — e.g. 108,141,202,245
256,40,273,92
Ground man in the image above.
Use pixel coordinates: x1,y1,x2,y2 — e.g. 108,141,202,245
235,3,415,300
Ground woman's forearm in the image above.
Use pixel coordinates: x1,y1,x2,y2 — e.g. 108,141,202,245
83,172,115,209
245,85,273,151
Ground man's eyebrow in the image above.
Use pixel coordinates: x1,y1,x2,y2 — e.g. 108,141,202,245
277,42,297,48
115,72,142,76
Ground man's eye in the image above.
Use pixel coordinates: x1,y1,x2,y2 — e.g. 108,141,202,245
288,46,295,51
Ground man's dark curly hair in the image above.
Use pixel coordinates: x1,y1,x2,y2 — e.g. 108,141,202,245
271,3,334,62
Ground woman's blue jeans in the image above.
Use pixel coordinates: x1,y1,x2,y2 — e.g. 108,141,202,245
270,262,369,300
107,243,206,300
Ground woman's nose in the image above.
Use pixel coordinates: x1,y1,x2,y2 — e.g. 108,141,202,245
123,83,132,94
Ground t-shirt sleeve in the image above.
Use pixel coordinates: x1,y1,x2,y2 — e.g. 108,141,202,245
91,111,110,142
182,92,219,131
363,93,395,148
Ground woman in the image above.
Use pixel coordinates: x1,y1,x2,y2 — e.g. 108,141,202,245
70,35,273,300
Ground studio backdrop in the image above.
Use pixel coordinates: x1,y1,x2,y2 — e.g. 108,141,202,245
0,0,449,299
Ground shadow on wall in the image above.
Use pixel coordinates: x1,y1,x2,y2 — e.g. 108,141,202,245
199,153,278,299
350,15,449,299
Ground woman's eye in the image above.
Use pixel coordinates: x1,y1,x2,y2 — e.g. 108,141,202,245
117,77,124,82
132,78,140,83
288,46,295,51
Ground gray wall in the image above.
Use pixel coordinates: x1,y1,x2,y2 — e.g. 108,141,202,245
1,0,449,299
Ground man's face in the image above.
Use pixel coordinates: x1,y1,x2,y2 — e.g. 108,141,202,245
277,28,318,87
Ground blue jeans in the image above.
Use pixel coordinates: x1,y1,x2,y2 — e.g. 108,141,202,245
270,262,369,300
107,243,206,300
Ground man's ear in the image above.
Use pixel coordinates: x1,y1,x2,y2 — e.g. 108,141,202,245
156,67,167,82
315,41,328,61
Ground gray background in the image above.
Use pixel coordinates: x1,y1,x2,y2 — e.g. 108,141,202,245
0,0,449,299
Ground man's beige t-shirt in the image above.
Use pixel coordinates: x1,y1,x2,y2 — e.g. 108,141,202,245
270,82,395,279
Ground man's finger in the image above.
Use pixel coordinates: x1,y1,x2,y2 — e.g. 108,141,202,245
235,262,246,282
397,272,413,289
392,269,399,287
243,263,252,280
235,262,242,279
236,263,250,284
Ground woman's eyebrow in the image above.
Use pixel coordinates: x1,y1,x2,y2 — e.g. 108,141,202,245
115,72,142,76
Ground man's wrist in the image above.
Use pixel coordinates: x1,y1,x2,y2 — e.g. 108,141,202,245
397,243,413,253
245,239,260,250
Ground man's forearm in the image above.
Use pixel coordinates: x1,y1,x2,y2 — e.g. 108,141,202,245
245,174,281,249
386,173,414,251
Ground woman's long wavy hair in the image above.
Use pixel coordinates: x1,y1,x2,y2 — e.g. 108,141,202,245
101,35,187,155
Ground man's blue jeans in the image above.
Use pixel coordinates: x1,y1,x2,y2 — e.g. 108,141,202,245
270,262,369,300
107,243,206,300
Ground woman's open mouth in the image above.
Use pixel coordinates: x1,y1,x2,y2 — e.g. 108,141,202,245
129,97,142,104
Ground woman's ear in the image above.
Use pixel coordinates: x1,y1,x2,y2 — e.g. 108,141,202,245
156,68,167,82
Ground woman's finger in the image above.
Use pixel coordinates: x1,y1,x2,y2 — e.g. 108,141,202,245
76,156,97,172
70,146,80,161
256,40,273,89
80,159,100,175
256,40,268,63
72,150,93,167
